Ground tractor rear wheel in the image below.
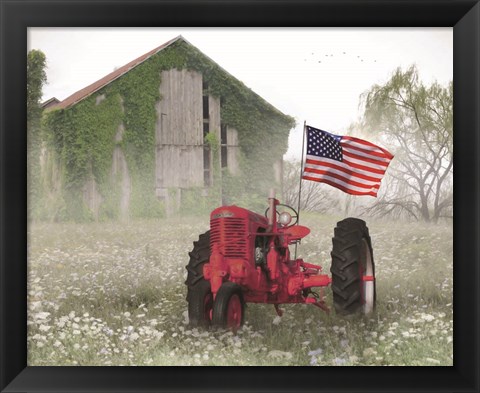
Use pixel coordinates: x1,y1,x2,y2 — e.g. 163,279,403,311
185,231,212,327
330,218,376,315
212,282,245,331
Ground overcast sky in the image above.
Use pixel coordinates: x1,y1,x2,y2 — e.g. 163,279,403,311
28,28,452,160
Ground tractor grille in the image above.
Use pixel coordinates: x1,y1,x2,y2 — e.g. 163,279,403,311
210,217,248,259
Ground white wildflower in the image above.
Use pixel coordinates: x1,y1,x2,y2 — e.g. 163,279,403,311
340,339,349,348
334,357,347,365
421,314,435,322
130,332,139,341
267,350,293,360
308,348,323,357
363,348,377,357
34,312,51,321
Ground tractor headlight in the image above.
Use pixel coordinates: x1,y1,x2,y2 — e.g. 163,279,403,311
279,212,292,226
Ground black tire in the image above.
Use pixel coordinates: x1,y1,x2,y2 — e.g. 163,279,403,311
185,231,212,327
212,282,245,330
330,218,376,315
187,280,213,327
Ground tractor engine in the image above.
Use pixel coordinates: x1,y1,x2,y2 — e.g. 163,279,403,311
206,206,271,299
205,203,314,306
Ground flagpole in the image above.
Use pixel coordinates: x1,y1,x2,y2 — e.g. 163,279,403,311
295,121,307,259
297,121,307,223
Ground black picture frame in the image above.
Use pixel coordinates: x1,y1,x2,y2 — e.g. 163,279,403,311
1,1,479,392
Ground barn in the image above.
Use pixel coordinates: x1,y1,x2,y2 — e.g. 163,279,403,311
40,36,295,221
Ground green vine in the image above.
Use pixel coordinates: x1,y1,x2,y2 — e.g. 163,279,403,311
41,39,295,221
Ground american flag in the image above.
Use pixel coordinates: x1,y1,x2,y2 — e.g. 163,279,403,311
302,125,394,197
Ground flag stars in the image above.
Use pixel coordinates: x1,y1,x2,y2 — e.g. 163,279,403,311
306,127,342,161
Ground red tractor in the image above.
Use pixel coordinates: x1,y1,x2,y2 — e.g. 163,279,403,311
185,191,376,330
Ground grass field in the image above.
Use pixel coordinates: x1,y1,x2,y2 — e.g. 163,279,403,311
27,213,453,366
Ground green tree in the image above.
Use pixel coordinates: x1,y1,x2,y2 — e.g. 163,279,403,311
27,50,47,134
361,65,452,223
27,49,47,218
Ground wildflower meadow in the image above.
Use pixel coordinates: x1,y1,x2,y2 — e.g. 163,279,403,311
27,213,453,366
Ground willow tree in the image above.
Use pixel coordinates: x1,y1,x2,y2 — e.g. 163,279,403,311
361,65,452,223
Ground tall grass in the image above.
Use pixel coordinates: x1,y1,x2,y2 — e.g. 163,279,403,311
27,214,452,366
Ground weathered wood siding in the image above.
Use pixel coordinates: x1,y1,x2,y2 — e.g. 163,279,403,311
226,126,239,175
273,159,283,195
208,95,221,183
82,167,102,221
155,69,204,189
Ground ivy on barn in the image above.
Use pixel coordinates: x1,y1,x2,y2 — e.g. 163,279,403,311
42,40,295,221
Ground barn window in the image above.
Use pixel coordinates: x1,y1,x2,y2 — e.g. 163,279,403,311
221,146,228,168
221,124,227,145
203,96,209,120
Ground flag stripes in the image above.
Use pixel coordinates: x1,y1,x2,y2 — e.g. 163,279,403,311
304,158,382,183
303,167,380,190
342,136,394,158
341,140,393,160
342,150,390,168
302,176,378,197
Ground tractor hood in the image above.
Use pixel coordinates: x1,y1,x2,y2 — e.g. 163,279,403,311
210,205,268,226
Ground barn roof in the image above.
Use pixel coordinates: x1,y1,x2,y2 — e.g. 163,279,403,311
50,35,291,124
41,97,60,109
52,35,183,110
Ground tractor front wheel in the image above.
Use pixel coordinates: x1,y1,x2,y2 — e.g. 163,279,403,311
185,231,212,327
212,282,245,331
330,218,376,315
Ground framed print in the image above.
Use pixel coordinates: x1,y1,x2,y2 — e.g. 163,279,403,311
1,0,479,392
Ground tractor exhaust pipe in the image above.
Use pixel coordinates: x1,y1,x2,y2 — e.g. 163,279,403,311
267,188,276,232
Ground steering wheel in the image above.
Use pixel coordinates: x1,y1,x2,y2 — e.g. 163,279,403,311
264,203,299,228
